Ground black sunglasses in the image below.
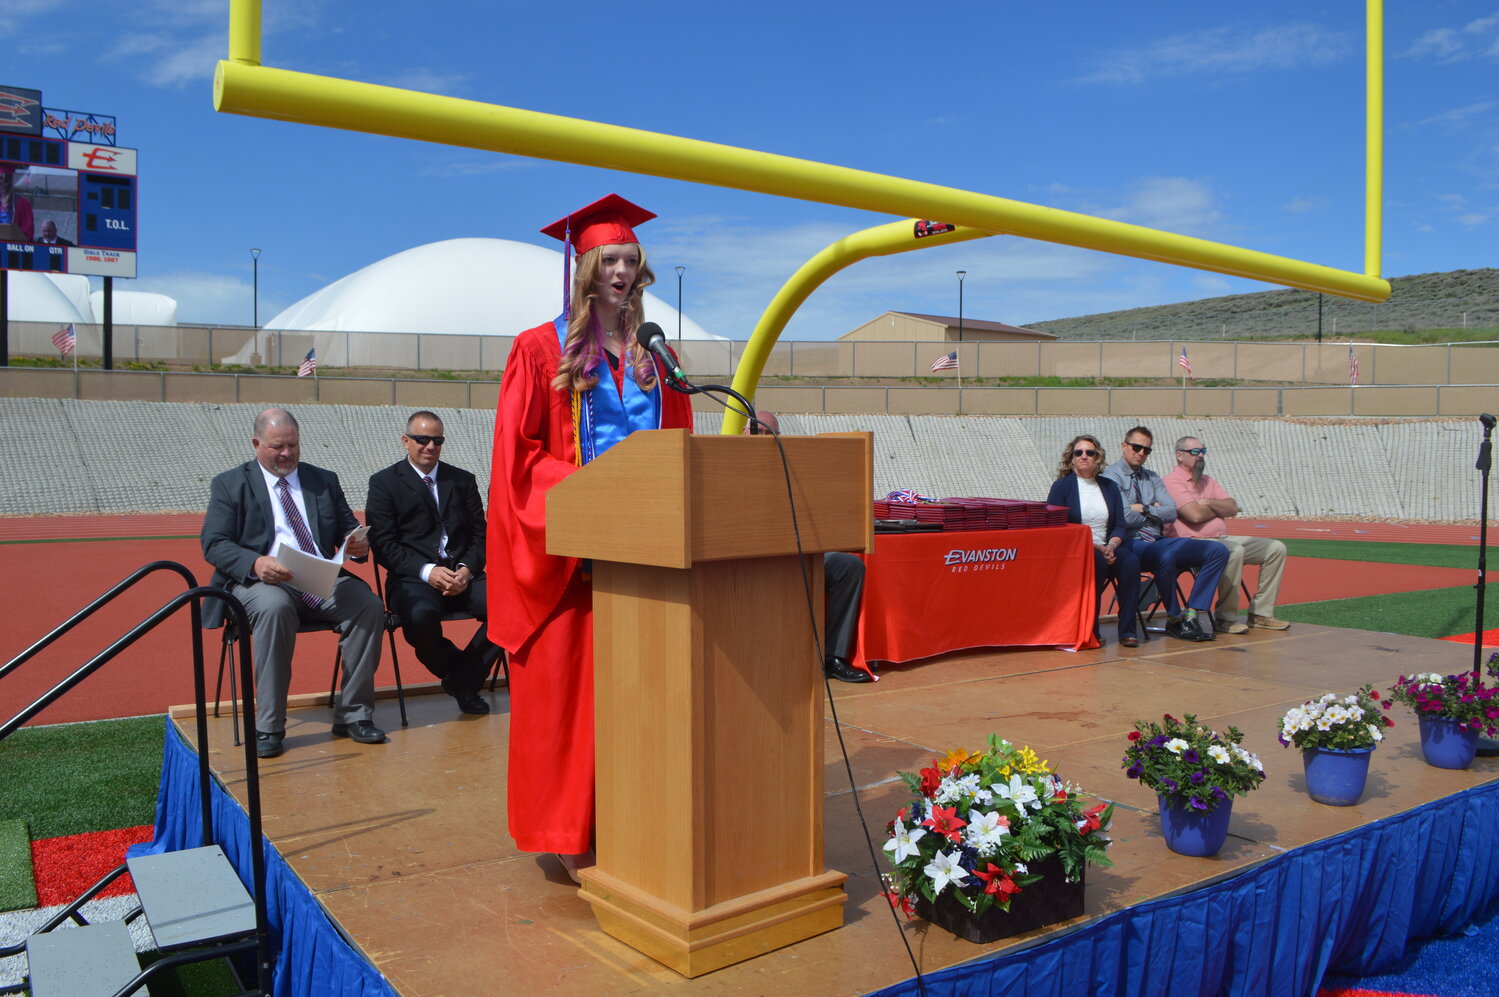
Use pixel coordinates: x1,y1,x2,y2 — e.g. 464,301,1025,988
407,434,446,446
1072,448,1100,458
1126,442,1153,455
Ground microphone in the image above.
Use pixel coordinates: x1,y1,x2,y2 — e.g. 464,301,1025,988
1481,413,1496,431
635,322,690,388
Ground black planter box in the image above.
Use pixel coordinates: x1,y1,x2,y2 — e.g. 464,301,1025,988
913,856,1085,943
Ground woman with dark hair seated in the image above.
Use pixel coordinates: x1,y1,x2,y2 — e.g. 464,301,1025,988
1047,434,1141,648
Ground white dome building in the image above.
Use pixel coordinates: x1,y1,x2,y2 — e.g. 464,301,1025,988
230,238,720,365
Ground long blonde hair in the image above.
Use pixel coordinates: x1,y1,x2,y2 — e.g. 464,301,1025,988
551,244,659,393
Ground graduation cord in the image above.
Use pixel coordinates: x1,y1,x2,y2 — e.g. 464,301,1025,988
699,394,927,994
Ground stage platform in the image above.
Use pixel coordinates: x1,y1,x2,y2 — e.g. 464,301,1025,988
146,622,1499,996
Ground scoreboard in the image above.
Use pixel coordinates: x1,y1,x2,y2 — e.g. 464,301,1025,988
0,86,137,278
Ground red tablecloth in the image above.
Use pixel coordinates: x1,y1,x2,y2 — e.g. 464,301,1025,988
854,524,1098,672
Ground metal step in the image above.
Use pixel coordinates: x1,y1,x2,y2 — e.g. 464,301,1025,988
25,920,148,997
127,846,256,952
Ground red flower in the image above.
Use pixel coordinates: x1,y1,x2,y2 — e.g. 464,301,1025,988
1127,730,1142,741
1076,802,1108,836
923,804,968,842
884,889,915,919
973,863,1022,899
1369,689,1380,700
919,764,943,798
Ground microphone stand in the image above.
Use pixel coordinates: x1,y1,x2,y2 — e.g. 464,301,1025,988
1474,414,1498,755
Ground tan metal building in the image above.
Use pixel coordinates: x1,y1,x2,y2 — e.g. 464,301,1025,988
840,311,1058,343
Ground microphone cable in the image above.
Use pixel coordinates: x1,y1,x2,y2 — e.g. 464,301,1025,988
693,396,927,994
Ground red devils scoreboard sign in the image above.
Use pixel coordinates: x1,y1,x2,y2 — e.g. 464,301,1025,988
0,85,137,278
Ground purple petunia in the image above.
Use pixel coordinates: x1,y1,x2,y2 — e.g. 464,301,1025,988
1212,786,1228,801
1183,748,1200,765
1190,770,1206,784
1162,778,1178,793
1189,797,1209,811
1147,735,1170,749
1126,763,1144,779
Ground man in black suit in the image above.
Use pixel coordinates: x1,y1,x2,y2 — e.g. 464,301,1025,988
366,411,498,715
201,407,387,758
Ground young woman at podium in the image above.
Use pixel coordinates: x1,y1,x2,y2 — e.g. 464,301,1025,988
486,195,694,882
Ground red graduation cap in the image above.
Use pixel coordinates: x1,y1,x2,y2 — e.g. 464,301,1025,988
540,193,656,257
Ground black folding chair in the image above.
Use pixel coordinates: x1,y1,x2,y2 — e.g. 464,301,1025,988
361,565,507,723
211,612,341,747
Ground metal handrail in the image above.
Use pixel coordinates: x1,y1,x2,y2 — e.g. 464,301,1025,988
0,560,198,680
0,576,273,996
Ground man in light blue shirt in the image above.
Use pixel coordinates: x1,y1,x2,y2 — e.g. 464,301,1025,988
1102,425,1229,642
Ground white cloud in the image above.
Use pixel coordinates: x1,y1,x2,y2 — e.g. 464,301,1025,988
1192,274,1233,295
131,270,261,325
1076,22,1349,85
374,69,473,98
1282,196,1328,214
1059,177,1223,235
420,158,538,178
1404,12,1499,62
1406,27,1467,62
1456,213,1491,228
108,32,226,87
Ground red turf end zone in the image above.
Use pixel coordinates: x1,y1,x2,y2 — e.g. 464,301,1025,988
29,825,153,906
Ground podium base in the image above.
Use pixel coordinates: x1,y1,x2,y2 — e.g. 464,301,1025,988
578,867,847,978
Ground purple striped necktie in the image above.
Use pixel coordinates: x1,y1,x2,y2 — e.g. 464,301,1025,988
423,474,448,560
275,477,324,608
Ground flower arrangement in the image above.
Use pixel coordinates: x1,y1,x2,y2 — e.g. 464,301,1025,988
882,735,1114,919
1279,686,1393,752
1122,714,1265,812
1386,669,1499,736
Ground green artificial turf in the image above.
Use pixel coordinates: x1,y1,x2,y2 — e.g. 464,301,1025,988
0,715,164,839
0,817,38,912
1277,584,1499,642
1280,538,1492,570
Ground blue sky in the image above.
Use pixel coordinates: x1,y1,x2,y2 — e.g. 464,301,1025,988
4,1,1496,340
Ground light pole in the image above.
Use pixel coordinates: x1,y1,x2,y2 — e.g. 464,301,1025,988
956,270,967,342
674,266,686,347
251,248,262,329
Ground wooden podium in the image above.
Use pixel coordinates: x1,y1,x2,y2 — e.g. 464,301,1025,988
547,428,873,977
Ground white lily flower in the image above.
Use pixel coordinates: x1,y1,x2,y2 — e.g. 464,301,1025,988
924,850,969,895
993,773,1040,811
965,810,1011,852
883,818,927,864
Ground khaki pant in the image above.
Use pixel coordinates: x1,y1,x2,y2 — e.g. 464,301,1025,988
1205,535,1287,625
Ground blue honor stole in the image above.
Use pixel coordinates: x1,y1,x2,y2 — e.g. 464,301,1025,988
556,317,663,466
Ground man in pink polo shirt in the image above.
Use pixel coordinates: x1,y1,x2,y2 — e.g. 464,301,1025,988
1162,435,1290,634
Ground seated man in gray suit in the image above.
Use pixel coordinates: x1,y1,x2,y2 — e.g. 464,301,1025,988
201,407,387,758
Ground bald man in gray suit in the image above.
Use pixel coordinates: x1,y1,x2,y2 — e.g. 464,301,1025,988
201,407,386,758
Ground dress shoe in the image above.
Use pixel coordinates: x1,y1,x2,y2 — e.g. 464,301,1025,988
331,719,388,744
824,656,873,683
1248,614,1291,630
1165,613,1215,642
1215,618,1250,635
556,850,596,885
1119,634,1140,648
442,676,491,715
256,730,285,759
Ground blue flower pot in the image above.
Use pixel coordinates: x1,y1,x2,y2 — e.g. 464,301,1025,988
1157,795,1233,857
1301,745,1373,806
1418,714,1479,770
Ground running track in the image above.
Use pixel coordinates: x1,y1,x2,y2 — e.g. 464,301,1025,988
0,515,1484,724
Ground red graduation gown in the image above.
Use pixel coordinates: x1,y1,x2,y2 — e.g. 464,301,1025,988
487,322,693,853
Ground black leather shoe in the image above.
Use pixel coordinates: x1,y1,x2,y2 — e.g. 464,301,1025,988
824,656,873,683
443,676,491,715
256,731,284,759
1166,614,1216,642
332,719,388,744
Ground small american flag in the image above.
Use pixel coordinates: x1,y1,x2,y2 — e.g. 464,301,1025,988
297,348,317,378
1177,345,1193,379
51,323,75,354
930,350,959,372
1349,344,1359,386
